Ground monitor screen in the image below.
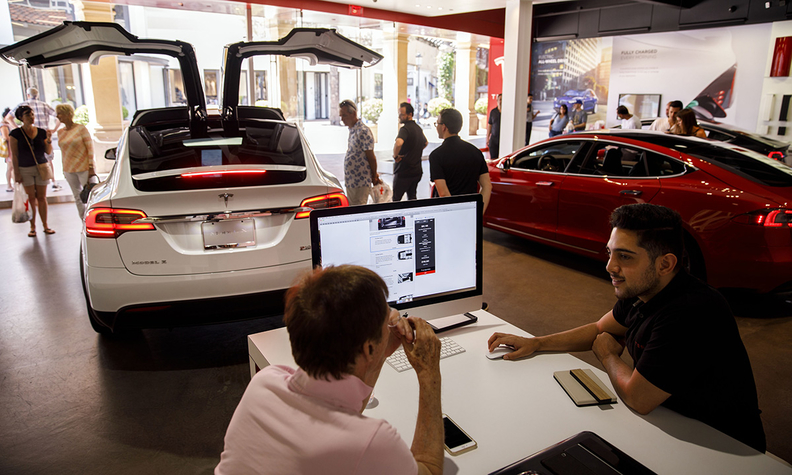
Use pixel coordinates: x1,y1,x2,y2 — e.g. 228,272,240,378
310,195,483,311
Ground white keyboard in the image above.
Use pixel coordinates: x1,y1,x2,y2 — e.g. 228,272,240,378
386,337,466,372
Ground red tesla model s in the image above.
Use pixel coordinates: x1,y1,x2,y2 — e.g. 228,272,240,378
484,130,792,293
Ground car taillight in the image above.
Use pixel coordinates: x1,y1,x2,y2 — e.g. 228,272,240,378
296,193,349,219
733,209,792,227
85,208,156,238
768,151,785,161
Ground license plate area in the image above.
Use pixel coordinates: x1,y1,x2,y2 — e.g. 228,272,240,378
202,218,256,249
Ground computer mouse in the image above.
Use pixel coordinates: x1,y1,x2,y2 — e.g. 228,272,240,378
486,345,515,360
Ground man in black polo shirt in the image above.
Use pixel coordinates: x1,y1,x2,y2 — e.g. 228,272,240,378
429,108,491,213
488,203,765,452
392,102,428,201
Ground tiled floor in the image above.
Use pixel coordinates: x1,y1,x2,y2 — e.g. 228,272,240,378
0,201,790,473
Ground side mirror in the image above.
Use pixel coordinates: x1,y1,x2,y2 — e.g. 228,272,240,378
501,158,511,171
104,147,117,160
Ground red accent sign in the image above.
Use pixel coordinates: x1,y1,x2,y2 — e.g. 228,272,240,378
487,38,504,119
348,4,363,16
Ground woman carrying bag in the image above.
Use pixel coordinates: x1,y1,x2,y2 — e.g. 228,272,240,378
56,104,95,219
9,105,54,237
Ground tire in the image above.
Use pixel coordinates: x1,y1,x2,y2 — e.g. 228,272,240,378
80,248,113,335
684,233,707,283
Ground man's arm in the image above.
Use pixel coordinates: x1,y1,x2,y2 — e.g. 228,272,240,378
364,150,381,185
434,179,451,197
487,310,626,360
402,317,443,475
592,333,671,414
478,172,491,214
392,137,404,161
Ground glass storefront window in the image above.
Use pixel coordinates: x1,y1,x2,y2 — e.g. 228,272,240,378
118,61,137,119
255,70,268,103
168,69,186,106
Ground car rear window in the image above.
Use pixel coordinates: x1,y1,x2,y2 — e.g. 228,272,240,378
128,121,307,191
681,143,792,187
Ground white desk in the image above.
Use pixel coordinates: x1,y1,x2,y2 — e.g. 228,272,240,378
248,309,792,475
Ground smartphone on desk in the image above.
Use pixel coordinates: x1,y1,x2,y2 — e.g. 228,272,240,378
443,414,477,455
429,312,477,333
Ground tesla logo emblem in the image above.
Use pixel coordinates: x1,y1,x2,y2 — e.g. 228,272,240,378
220,193,233,207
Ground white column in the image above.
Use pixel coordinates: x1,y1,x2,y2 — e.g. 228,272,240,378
500,0,533,155
454,36,475,138
381,31,409,147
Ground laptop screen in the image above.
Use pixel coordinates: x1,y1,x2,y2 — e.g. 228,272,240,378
310,195,483,311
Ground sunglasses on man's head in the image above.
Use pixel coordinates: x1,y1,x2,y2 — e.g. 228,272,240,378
339,100,356,111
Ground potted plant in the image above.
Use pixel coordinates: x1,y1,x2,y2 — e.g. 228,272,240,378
362,98,383,142
475,97,488,131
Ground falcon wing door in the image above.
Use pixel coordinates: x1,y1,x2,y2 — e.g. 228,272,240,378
0,21,207,137
221,28,383,134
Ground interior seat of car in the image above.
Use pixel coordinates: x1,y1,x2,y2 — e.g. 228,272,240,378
601,148,624,176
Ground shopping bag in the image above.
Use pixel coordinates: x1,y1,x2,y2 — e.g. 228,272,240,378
371,181,392,203
11,183,31,223
80,174,100,203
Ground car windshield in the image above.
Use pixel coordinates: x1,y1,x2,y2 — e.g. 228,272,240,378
564,90,584,96
128,119,307,191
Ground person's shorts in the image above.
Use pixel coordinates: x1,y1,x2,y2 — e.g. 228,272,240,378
19,165,48,187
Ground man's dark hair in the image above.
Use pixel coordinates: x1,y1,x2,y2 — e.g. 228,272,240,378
284,265,389,380
616,105,629,115
669,100,683,109
610,204,684,270
439,108,463,134
400,102,414,116
527,93,533,97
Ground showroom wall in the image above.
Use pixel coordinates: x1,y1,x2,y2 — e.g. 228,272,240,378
607,22,771,131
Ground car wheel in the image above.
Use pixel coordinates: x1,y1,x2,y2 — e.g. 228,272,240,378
684,233,707,282
79,249,113,335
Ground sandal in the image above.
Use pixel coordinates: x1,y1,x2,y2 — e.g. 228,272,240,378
44,228,56,235
28,230,36,237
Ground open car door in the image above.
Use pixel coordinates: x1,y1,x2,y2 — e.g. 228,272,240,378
221,28,383,134
0,21,207,137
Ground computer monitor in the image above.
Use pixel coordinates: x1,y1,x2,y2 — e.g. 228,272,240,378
310,195,483,320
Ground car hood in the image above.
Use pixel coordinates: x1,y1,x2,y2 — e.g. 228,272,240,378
1,22,382,136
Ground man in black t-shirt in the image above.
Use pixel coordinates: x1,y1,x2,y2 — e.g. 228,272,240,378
486,94,502,159
392,102,428,201
488,203,765,452
429,108,491,213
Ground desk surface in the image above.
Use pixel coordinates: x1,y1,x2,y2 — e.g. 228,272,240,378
248,309,792,475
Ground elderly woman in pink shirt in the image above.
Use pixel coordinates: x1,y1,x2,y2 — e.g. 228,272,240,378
55,104,95,219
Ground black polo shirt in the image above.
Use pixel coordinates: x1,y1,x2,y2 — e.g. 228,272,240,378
613,271,766,452
394,120,426,178
428,135,488,196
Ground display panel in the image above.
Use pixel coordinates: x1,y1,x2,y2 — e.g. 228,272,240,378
310,196,482,311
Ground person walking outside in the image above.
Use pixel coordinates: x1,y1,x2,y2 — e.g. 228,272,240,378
486,94,502,159
339,99,380,205
392,102,428,201
1,108,12,192
9,105,54,236
56,104,95,219
7,88,60,190
525,93,540,146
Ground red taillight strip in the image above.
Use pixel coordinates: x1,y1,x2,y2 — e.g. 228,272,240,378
765,209,792,228
296,192,349,219
768,151,784,161
733,209,792,227
85,208,156,238
180,170,267,178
